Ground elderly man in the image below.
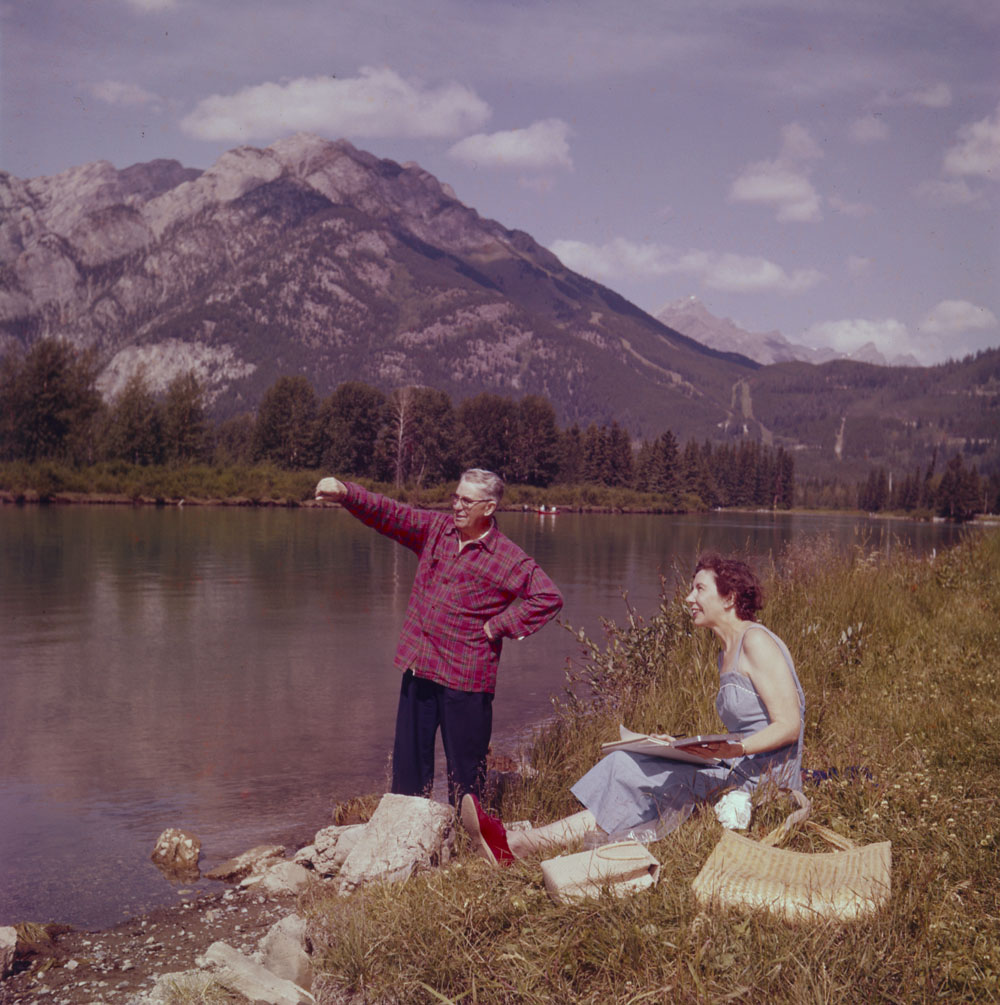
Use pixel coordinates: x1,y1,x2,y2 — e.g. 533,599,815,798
314,468,563,803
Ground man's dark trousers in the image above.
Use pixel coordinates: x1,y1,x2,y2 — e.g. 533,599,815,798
391,669,494,803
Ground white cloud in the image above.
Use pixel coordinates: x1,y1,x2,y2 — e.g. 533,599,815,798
828,194,875,218
696,252,824,294
119,0,176,10
910,83,953,108
90,80,161,107
918,299,998,336
548,237,824,295
448,119,572,170
729,162,822,222
729,123,823,222
779,122,823,162
943,101,1000,181
847,256,873,277
912,177,980,207
802,318,910,355
849,113,888,144
180,67,491,142
876,82,953,108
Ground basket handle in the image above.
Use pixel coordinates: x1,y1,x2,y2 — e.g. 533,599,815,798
594,841,656,863
760,790,858,850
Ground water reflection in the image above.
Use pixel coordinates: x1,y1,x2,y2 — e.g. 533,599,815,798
0,505,968,928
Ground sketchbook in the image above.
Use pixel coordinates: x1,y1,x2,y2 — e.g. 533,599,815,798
600,726,743,765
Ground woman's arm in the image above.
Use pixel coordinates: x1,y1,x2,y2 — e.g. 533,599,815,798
739,627,801,755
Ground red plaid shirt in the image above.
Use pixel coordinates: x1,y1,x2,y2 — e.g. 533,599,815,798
341,483,563,693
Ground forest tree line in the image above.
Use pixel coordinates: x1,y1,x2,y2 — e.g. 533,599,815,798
1,337,994,519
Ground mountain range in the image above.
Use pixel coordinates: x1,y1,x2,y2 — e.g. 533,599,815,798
655,296,921,368
1,133,997,479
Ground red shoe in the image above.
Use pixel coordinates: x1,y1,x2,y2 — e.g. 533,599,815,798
460,793,515,865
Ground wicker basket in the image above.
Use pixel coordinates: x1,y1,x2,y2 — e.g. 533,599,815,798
691,793,891,922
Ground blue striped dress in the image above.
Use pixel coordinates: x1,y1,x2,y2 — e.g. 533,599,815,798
570,625,805,842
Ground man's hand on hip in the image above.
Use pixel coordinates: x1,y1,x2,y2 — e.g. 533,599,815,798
315,476,348,501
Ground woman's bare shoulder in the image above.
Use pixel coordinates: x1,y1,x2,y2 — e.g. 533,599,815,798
741,624,786,670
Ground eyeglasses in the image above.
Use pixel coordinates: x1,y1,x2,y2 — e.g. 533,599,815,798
451,493,491,510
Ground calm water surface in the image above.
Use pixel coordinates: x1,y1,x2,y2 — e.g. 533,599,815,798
0,504,968,929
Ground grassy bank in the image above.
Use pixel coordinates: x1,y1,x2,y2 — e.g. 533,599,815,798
301,530,1000,1004
6,460,991,520
0,461,706,512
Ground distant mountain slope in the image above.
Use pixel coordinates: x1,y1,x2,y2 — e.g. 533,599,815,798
746,351,1000,478
656,296,921,367
0,134,757,440
1,134,995,477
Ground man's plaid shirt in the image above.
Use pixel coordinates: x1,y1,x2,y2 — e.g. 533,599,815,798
340,482,563,693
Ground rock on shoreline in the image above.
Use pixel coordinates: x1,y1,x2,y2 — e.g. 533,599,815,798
0,793,458,1005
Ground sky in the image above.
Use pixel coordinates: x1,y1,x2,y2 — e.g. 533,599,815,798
2,0,999,365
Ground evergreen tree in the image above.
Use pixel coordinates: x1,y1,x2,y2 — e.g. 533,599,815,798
406,387,459,487
775,447,795,509
859,467,889,512
316,381,386,477
102,371,163,466
582,424,610,485
161,372,207,465
648,431,680,502
557,424,584,484
606,422,634,488
253,375,319,468
456,392,516,475
633,439,656,492
213,413,256,466
0,338,102,462
936,454,982,522
509,395,560,486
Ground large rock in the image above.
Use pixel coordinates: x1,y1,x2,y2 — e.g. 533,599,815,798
337,794,455,895
205,843,286,882
258,914,312,990
1,926,16,979
294,823,365,876
200,941,314,1005
255,861,313,895
150,828,201,879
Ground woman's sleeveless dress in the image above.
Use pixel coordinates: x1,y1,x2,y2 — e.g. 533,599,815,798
570,625,805,842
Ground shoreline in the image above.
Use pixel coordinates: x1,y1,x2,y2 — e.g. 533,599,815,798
4,488,990,524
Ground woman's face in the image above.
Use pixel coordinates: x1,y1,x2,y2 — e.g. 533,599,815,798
685,568,730,628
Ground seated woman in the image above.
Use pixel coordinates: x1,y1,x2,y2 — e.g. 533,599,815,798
461,553,805,864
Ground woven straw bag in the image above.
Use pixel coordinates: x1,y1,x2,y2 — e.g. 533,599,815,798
541,840,661,904
691,791,891,922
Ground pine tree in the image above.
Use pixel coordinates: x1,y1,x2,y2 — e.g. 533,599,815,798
0,338,102,462
161,372,207,465
316,381,386,477
102,371,163,466
253,375,319,468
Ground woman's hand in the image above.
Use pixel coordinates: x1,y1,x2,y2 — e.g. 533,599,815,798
674,737,744,759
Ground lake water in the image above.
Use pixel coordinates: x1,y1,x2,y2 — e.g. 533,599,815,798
0,503,968,930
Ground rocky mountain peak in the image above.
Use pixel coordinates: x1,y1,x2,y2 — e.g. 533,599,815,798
1,135,757,437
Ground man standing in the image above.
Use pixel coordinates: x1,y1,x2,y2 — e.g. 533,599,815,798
314,468,563,803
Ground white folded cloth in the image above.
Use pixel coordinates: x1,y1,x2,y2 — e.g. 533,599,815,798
714,789,752,830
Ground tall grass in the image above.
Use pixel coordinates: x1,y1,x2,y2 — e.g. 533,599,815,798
302,529,1000,1004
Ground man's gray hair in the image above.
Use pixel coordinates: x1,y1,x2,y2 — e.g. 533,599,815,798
461,468,505,503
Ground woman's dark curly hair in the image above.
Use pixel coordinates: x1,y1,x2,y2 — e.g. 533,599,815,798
694,553,764,621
